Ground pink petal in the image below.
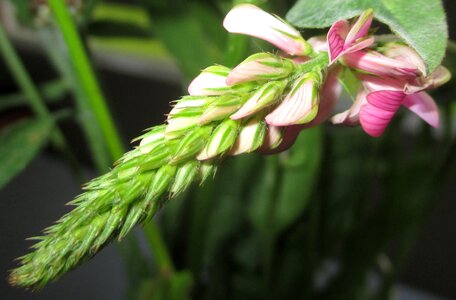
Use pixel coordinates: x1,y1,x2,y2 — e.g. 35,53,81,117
405,66,451,94
327,19,349,63
308,36,328,52
366,90,405,111
344,9,374,47
223,4,310,56
357,74,405,92
384,44,426,76
359,90,405,137
402,92,439,128
341,37,374,56
344,51,420,79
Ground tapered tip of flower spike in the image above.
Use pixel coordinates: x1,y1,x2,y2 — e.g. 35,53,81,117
223,4,312,56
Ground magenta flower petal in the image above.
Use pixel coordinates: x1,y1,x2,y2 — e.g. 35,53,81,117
357,74,405,92
402,92,439,128
223,4,311,56
327,19,349,63
344,51,420,79
342,37,374,56
359,90,405,137
366,89,405,111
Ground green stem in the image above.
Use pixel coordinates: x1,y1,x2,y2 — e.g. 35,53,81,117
0,24,82,180
144,221,175,277
48,0,124,162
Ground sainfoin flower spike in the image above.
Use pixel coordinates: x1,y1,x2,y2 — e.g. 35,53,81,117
9,6,450,289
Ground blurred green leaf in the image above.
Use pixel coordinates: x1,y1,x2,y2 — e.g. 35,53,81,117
136,271,193,300
146,3,226,80
338,68,362,101
286,0,448,72
274,126,323,233
0,117,53,189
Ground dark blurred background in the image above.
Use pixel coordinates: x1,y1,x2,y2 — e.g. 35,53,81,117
0,0,455,299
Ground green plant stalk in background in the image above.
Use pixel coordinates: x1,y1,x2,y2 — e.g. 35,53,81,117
48,0,124,164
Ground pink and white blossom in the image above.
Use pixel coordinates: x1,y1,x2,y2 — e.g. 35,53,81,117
265,74,319,126
223,4,312,56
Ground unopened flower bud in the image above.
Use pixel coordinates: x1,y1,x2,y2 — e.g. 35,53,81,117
169,96,212,116
165,116,200,140
170,126,213,164
258,125,284,152
226,53,295,85
229,116,266,156
197,119,239,160
230,80,287,120
266,73,320,126
170,161,200,197
199,95,245,125
188,65,232,96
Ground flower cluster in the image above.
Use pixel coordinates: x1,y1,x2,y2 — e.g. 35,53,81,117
179,4,450,145
10,4,450,289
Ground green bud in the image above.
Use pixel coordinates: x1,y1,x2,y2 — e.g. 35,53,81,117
229,116,267,155
230,80,287,120
197,119,240,160
199,94,245,125
170,161,200,197
170,126,213,164
226,52,295,85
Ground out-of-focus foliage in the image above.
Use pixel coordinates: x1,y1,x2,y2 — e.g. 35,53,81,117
0,117,53,189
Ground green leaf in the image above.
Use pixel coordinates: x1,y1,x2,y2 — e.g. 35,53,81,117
0,118,53,189
286,0,448,72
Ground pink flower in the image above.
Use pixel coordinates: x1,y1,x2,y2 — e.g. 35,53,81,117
327,9,375,64
333,68,449,137
223,4,312,56
343,50,421,79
